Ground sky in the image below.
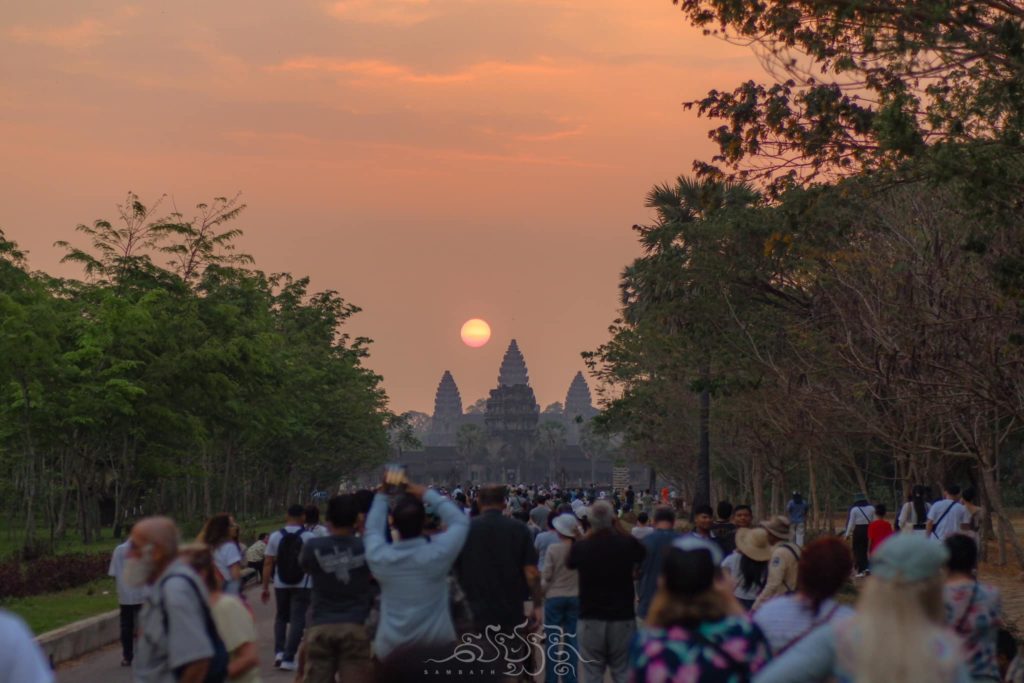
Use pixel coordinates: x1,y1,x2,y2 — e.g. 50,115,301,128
0,0,760,414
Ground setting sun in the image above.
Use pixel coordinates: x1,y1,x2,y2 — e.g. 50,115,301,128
460,319,492,348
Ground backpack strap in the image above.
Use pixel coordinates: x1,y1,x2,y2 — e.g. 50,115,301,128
778,544,801,593
157,572,219,652
930,502,956,539
953,582,980,634
776,602,841,656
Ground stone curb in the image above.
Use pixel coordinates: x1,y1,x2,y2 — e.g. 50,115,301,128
37,609,121,667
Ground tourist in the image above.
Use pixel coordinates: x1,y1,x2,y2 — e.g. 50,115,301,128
960,487,986,544
183,544,261,683
542,513,582,683
944,534,1002,682
721,527,772,611
456,485,541,636
129,516,224,683
636,506,680,621
530,501,551,540
244,533,268,581
305,504,329,537
843,493,875,577
787,492,809,547
927,483,968,541
261,504,315,672
625,485,635,513
732,504,754,529
751,516,800,611
630,537,771,682
867,504,894,555
0,609,54,683
109,524,148,667
898,485,930,535
364,480,469,661
567,500,646,683
753,537,854,655
199,513,243,593
631,512,654,541
688,504,716,541
299,494,373,683
711,500,737,554
753,534,971,683
535,508,561,570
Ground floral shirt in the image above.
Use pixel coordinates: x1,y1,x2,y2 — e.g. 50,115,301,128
944,581,1002,681
630,616,771,683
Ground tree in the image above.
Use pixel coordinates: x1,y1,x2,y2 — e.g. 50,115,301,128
673,0,1024,191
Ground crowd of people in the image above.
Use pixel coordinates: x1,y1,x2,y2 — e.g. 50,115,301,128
2,479,1019,683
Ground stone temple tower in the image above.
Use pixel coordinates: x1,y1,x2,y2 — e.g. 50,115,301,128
564,371,598,445
485,340,540,472
428,370,463,446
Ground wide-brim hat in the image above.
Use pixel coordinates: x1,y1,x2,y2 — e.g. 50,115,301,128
853,492,868,503
761,515,791,541
735,528,773,562
553,514,581,538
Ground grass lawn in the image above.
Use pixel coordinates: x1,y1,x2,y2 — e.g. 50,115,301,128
0,526,121,561
3,577,119,635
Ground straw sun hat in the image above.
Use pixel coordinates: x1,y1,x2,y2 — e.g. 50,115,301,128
552,513,582,538
735,527,774,562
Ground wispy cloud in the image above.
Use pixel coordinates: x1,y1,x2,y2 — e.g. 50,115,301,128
8,18,118,49
268,57,569,85
325,0,435,26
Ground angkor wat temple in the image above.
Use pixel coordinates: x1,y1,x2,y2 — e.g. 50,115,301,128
401,339,632,485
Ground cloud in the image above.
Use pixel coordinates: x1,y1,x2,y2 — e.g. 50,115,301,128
8,18,118,50
326,0,435,26
268,56,569,85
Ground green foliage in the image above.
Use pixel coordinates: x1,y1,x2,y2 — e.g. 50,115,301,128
0,195,393,552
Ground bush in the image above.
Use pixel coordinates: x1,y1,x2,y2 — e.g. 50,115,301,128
0,553,109,600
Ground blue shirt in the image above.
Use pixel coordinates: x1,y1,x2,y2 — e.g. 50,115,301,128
364,489,469,660
787,500,809,525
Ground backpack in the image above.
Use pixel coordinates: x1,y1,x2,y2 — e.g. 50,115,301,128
159,573,229,683
275,528,306,585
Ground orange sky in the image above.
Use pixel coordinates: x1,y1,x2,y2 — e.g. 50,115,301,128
0,0,760,413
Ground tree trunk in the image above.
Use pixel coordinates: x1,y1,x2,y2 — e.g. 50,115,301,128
808,454,820,530
696,364,711,513
752,451,765,520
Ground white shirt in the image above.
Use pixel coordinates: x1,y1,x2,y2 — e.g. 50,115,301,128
843,505,875,537
266,525,315,588
631,525,655,541
309,524,329,538
927,499,967,540
0,611,53,683
108,541,148,605
721,551,764,603
212,542,242,581
753,595,854,654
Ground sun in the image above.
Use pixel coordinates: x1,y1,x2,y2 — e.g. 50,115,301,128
460,319,492,348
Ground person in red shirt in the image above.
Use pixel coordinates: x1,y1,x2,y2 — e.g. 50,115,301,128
868,503,895,555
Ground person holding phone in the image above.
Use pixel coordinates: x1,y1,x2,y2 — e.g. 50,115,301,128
363,472,470,663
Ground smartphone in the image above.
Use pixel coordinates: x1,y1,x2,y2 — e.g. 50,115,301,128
382,463,408,494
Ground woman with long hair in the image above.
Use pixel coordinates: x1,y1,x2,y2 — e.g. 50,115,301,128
753,534,970,683
199,512,243,593
898,485,930,535
182,544,261,683
721,528,771,611
753,537,854,655
944,534,1002,682
630,537,771,682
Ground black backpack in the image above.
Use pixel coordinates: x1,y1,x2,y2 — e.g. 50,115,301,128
275,528,306,585
159,573,229,683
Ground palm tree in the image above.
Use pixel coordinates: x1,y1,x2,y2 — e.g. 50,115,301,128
622,176,759,512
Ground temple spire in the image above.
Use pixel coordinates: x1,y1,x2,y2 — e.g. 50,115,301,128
432,370,463,420
497,339,530,387
564,371,596,419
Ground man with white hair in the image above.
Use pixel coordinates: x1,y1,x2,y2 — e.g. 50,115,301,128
567,500,645,683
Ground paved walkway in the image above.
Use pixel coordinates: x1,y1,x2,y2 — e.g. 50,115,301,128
58,591,294,683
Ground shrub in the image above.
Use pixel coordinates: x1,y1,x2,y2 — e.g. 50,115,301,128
0,553,109,600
